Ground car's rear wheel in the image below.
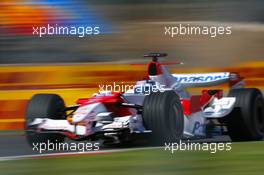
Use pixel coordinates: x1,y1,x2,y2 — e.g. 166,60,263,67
142,91,184,145
25,94,66,148
226,88,264,141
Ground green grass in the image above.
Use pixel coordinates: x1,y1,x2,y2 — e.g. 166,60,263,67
1,142,264,175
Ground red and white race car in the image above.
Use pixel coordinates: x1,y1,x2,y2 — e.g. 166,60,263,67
25,53,264,147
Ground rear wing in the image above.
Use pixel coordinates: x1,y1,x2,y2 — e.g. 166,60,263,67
172,72,244,88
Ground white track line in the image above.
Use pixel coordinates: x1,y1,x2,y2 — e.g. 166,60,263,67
0,147,160,162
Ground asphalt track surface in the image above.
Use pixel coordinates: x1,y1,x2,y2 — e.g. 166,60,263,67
0,131,231,158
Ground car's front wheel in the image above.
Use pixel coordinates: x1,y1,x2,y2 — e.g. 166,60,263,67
25,94,66,148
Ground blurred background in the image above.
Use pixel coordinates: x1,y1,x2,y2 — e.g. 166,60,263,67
1,0,263,64
0,1,264,174
0,0,263,145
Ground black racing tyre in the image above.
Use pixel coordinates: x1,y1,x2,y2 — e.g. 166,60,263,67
226,88,264,141
25,94,66,148
142,91,184,145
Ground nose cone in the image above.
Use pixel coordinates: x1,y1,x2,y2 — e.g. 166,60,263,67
72,105,93,123
72,103,107,123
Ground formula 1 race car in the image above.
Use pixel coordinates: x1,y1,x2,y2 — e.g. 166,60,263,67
25,53,264,147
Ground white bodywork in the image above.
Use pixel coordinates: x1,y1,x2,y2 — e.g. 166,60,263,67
30,118,87,135
172,72,230,87
202,97,236,118
184,112,206,137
